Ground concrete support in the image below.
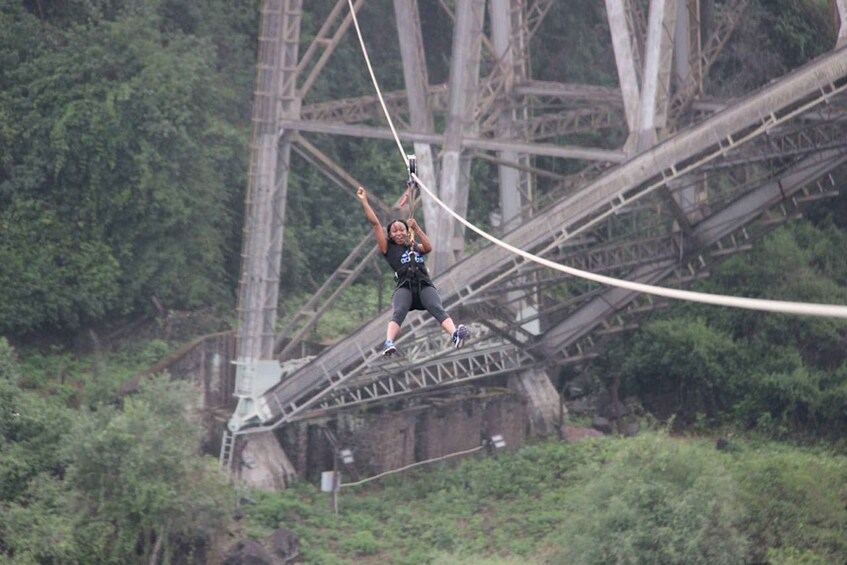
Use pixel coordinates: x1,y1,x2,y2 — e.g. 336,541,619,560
508,367,562,436
237,431,297,491
434,0,486,274
838,0,847,47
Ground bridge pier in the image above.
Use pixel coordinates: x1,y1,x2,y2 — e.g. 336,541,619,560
234,431,297,491
508,367,563,437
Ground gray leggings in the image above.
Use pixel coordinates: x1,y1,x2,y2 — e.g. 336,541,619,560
391,284,449,326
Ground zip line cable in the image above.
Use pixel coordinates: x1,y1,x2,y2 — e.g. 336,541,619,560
346,1,847,320
412,174,847,318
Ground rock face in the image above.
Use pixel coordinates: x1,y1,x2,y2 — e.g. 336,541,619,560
223,539,274,565
266,528,299,562
223,528,299,565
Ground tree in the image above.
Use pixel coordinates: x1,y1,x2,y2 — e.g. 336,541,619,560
600,316,742,422
710,0,838,96
62,376,234,563
550,434,749,564
0,1,254,333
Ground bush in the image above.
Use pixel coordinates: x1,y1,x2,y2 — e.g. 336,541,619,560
547,433,749,564
744,367,822,431
338,530,382,556
766,546,831,565
733,447,847,563
0,338,20,382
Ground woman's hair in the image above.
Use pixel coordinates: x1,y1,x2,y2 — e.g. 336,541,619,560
385,219,408,238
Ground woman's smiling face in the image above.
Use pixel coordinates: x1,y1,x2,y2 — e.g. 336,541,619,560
389,221,408,244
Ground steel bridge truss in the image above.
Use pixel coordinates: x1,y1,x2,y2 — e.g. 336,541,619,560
273,77,847,365
242,49,847,432
298,156,846,418
227,0,847,442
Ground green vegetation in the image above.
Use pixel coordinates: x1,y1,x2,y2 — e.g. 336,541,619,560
0,0,259,334
1,338,234,564
240,433,847,564
596,216,847,441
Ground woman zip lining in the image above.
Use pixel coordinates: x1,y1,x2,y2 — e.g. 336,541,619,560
357,179,469,357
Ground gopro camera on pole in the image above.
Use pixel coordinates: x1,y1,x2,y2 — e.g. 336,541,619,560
407,154,416,176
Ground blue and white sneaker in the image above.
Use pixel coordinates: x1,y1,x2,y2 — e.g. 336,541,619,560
451,325,469,349
382,339,397,357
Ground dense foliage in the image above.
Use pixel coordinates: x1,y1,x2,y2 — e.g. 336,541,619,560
0,339,234,563
3,321,846,564
0,0,259,334
709,0,837,95
595,211,847,439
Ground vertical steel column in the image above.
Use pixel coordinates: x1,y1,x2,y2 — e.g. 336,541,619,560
672,0,705,219
673,0,690,88
489,0,540,337
509,0,534,215
231,0,303,431
237,0,289,367
606,0,643,153
394,0,440,250
490,0,522,233
667,0,702,121
434,0,486,274
267,1,303,358
636,0,678,151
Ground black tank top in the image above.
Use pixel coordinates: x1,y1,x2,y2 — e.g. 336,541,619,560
383,240,433,289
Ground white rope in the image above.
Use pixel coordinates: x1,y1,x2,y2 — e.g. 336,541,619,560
346,0,409,167
346,3,847,320
340,445,484,488
413,173,847,319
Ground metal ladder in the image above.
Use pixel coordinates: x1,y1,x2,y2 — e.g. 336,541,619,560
219,429,236,471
